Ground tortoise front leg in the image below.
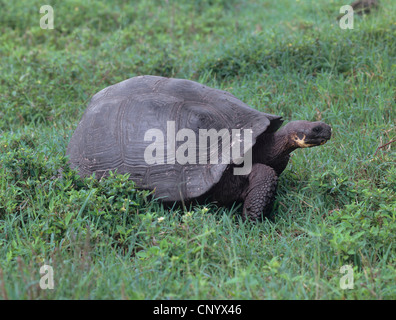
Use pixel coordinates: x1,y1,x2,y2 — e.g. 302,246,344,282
242,164,278,221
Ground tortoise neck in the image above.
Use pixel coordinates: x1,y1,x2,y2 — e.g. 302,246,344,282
269,129,297,160
254,128,297,164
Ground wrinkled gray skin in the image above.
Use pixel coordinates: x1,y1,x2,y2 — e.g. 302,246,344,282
67,76,332,221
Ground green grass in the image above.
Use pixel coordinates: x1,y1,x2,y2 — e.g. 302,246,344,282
0,0,395,299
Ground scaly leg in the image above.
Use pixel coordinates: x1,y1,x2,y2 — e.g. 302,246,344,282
242,164,278,221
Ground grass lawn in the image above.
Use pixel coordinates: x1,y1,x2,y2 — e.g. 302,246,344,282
0,0,395,299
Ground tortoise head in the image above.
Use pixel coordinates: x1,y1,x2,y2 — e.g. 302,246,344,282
283,120,332,148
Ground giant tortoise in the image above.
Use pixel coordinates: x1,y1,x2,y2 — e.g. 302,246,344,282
67,75,331,220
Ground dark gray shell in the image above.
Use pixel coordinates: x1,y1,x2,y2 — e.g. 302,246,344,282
66,75,283,201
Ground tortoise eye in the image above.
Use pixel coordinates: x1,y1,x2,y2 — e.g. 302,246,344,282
312,126,321,133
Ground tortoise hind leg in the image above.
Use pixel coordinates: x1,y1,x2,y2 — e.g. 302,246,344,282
242,164,278,221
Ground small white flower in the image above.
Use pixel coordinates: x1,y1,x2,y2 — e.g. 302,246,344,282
157,217,165,222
